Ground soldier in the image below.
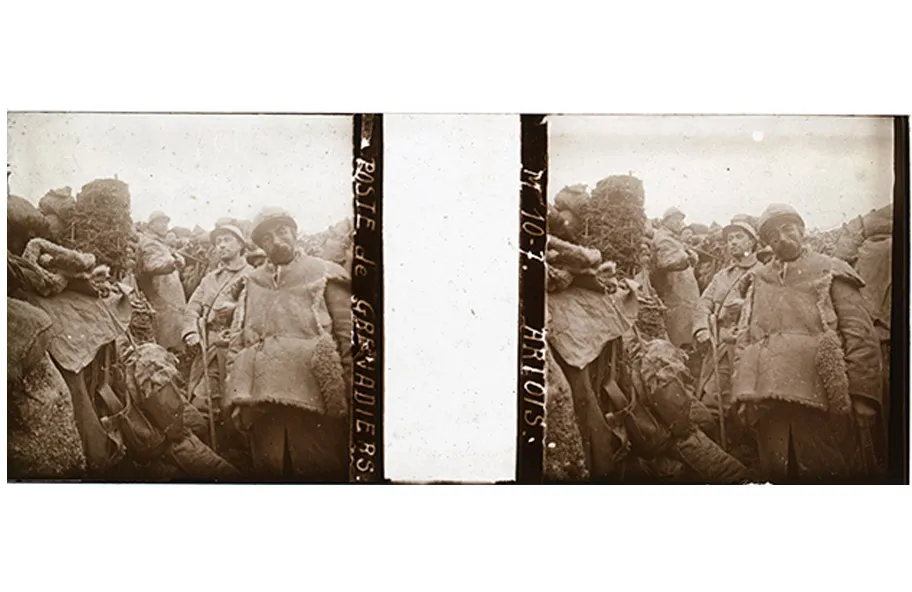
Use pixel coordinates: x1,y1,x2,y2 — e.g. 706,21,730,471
692,214,761,452
836,204,893,463
182,223,252,448
650,206,701,350
137,211,187,351
731,204,882,483
224,207,353,481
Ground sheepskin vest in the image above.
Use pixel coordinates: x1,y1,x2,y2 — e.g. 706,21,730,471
228,255,348,417
732,250,859,414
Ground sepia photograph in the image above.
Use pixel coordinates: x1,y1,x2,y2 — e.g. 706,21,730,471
7,113,363,483
540,115,904,484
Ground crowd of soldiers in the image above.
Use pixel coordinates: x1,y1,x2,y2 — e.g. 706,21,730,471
646,203,892,481
9,195,353,482
130,207,353,480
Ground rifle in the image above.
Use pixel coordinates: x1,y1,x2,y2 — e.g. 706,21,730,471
708,315,727,451
198,320,219,452
185,267,247,451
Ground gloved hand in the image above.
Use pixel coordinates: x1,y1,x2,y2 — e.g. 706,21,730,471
686,249,699,268
851,396,878,428
694,328,712,352
211,329,232,348
184,333,201,348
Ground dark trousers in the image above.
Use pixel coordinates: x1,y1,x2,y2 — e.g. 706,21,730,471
752,402,858,483
248,406,348,482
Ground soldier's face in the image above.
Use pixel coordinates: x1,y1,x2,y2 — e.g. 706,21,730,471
150,219,169,236
726,228,754,259
215,233,244,262
768,221,804,261
260,223,297,264
665,215,685,234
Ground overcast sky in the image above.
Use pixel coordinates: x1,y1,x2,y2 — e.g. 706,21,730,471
7,113,353,234
548,115,895,230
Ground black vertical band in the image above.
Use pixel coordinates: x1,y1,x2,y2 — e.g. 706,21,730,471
888,115,910,484
517,114,548,484
350,114,385,483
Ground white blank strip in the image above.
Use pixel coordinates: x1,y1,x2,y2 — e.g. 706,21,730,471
384,115,519,483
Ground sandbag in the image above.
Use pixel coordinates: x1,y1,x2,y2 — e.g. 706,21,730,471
8,252,68,297
8,352,87,480
7,297,54,385
543,348,589,481
547,235,602,270
8,195,51,254
554,184,589,216
38,187,76,219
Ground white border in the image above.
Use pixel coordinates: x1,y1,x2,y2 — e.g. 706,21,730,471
3,2,910,591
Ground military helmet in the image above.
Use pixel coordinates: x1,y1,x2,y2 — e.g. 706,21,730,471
209,223,246,247
251,206,298,247
148,210,170,224
758,203,805,242
723,214,759,242
662,206,686,221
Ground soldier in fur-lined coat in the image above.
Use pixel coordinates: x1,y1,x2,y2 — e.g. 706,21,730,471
731,204,882,483
650,207,701,349
137,211,188,351
224,207,352,482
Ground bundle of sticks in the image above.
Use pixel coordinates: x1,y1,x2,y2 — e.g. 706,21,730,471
546,235,619,294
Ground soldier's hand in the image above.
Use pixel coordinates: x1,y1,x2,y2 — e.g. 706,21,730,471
732,401,748,426
211,329,231,348
687,249,699,268
852,397,878,428
694,329,711,350
184,333,201,348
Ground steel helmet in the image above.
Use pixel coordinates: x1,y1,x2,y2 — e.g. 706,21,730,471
722,214,759,243
662,206,686,221
209,224,246,247
251,206,298,247
758,203,805,242
148,210,170,224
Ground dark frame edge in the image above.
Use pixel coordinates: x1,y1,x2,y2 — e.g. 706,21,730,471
516,114,548,484
349,114,385,483
888,115,910,485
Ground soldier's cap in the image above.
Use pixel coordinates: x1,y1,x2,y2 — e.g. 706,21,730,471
722,214,759,242
251,206,298,247
758,203,805,242
209,224,246,246
662,206,686,221
148,210,170,224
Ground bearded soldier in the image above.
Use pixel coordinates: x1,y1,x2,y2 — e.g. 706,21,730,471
731,204,882,483
224,207,352,481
